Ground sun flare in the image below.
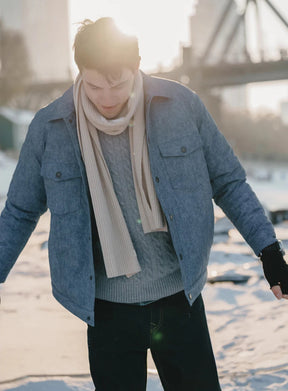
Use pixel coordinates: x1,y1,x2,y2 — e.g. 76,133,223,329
70,0,195,72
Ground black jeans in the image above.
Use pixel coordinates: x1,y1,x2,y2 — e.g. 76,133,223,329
87,291,221,391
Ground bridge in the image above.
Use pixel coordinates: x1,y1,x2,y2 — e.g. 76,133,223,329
155,57,288,90
16,0,288,111
154,0,288,92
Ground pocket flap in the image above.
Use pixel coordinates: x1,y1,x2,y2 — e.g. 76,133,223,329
158,134,202,157
41,162,81,181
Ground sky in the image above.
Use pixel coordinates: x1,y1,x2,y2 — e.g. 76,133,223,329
68,0,288,114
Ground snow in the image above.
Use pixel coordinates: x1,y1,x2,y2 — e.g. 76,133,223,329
0,377,162,391
0,152,17,211
0,152,288,391
0,108,34,126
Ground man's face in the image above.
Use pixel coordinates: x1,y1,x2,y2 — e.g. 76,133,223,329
82,67,136,119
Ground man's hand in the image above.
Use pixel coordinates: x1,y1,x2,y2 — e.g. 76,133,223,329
260,240,288,300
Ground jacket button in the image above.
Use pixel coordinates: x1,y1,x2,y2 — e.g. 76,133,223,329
56,171,62,178
87,316,90,321
169,214,173,221
89,275,93,280
181,146,187,153
189,293,192,300
155,176,160,183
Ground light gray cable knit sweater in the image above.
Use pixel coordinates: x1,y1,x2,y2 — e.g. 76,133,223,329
94,127,183,303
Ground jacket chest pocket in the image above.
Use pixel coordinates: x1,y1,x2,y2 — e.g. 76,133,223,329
158,133,210,192
41,162,82,215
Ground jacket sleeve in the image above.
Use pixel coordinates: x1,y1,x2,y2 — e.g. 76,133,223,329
195,96,276,256
0,117,47,283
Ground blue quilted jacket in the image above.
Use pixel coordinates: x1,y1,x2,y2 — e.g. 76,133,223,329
0,73,276,325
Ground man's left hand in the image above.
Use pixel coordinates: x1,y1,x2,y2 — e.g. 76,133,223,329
260,241,288,300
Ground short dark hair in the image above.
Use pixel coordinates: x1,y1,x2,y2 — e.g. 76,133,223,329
73,17,140,75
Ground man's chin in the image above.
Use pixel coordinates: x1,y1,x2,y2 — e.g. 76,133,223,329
103,112,120,119
99,107,121,119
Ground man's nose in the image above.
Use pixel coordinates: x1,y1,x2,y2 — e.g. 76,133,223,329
101,89,116,105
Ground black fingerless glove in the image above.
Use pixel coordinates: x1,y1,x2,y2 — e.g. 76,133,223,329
260,241,288,294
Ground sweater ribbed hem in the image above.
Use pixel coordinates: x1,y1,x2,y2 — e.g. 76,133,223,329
94,268,183,304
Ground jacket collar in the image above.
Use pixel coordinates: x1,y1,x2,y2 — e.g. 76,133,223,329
50,86,75,121
49,71,172,121
142,72,173,102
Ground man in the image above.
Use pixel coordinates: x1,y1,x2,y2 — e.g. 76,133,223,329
1,17,288,391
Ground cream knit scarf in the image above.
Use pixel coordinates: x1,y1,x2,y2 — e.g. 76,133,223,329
73,71,167,278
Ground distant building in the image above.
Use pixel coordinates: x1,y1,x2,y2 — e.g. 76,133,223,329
189,0,247,110
0,0,72,83
190,0,247,65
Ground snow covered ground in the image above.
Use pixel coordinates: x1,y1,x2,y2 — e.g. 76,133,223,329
0,152,288,391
